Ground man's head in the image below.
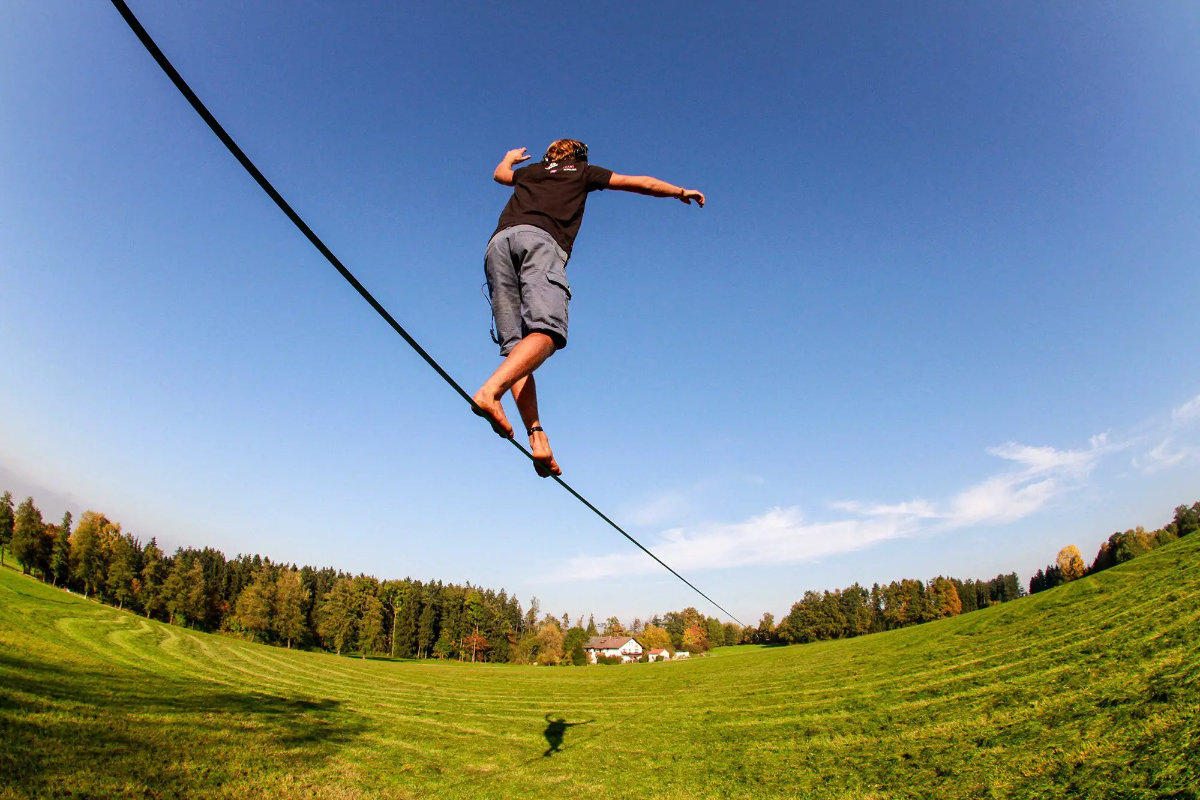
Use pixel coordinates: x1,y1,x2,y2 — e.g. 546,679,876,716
543,139,588,163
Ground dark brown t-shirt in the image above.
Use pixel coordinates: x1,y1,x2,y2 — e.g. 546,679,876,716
493,160,613,256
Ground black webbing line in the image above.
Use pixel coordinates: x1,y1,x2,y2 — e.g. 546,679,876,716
110,0,743,626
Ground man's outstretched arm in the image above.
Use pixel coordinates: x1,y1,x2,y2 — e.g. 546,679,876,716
607,173,706,207
494,147,532,186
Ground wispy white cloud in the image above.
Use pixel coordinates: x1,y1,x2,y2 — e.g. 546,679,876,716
1132,439,1196,474
555,436,1109,580
1172,394,1200,424
941,437,1105,528
831,499,939,519
559,507,916,580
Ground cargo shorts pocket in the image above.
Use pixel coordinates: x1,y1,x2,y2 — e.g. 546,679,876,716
546,267,571,300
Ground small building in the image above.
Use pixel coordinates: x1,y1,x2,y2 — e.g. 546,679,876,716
646,648,670,662
673,650,690,659
583,636,644,664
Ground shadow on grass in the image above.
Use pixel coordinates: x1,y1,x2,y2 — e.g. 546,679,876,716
0,648,368,796
541,712,594,757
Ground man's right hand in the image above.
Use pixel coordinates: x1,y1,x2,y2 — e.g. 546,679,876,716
494,148,531,185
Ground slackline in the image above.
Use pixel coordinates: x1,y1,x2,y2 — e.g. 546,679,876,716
109,0,743,626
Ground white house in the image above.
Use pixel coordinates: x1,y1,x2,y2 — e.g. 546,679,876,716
646,648,670,662
583,636,644,664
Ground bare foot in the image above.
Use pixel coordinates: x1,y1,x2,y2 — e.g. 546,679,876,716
471,389,513,438
529,428,562,478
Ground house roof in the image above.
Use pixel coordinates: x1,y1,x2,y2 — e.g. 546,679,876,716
648,648,667,655
584,636,635,649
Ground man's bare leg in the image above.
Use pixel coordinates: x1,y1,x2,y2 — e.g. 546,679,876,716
472,332,557,439
512,372,562,477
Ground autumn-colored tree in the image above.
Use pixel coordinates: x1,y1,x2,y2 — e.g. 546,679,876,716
1056,545,1086,582
463,628,489,662
638,624,671,653
926,576,962,618
535,620,565,666
602,616,626,636
681,624,708,653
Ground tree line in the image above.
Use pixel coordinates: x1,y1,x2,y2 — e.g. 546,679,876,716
4,490,1193,661
0,491,733,663
1029,501,1199,594
743,571,1023,647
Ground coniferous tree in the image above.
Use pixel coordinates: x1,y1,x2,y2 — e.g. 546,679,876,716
0,491,14,565
32,523,56,580
317,578,358,655
139,539,168,619
391,583,419,658
49,512,72,587
164,557,207,627
417,587,437,659
11,497,45,575
523,596,540,633
106,534,142,610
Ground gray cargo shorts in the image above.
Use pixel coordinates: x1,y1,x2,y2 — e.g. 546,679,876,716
484,224,571,356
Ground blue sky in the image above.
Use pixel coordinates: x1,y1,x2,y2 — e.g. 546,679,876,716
3,2,1198,625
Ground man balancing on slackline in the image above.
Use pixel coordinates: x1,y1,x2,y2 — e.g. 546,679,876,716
472,139,705,478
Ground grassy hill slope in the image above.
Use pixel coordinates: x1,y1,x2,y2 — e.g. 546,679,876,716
2,535,1198,799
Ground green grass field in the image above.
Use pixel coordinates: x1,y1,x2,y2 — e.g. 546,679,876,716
2,536,1198,799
